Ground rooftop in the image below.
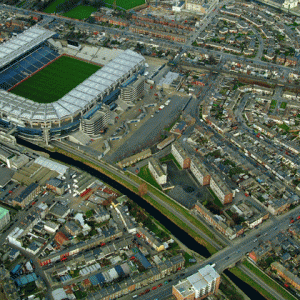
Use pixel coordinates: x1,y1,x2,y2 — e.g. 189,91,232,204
0,206,9,219
0,25,56,69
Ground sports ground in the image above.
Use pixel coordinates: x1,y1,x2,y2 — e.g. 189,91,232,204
10,56,101,104
44,0,146,14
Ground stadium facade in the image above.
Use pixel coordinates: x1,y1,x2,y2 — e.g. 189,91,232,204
0,26,145,143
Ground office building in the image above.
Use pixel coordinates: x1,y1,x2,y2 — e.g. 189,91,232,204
120,76,145,102
81,105,110,136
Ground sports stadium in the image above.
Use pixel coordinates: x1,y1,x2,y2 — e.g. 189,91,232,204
0,25,145,142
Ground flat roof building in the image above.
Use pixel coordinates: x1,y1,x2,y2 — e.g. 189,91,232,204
148,157,167,185
173,264,220,300
210,172,233,205
81,105,110,137
120,75,145,102
171,141,190,169
190,157,210,186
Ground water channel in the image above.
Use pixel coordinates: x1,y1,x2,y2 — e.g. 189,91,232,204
16,138,265,299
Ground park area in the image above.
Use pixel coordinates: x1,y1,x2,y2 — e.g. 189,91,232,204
44,0,146,14
10,56,101,103
63,6,97,19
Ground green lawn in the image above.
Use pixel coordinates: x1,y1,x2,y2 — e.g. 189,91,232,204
63,5,96,19
280,102,287,109
160,153,182,170
278,123,290,132
243,260,297,300
138,165,162,190
45,0,146,13
105,0,146,10
270,99,277,108
44,0,67,13
229,267,277,300
10,56,101,103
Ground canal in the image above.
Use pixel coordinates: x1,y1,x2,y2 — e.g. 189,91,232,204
16,138,266,299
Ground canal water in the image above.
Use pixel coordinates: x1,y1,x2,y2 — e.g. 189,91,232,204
16,138,265,299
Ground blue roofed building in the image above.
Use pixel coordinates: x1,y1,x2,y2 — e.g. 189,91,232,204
134,252,152,269
15,273,37,287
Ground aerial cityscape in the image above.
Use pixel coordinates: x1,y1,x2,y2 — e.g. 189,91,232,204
0,0,300,299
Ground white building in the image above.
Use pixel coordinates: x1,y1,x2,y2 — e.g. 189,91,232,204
148,157,167,185
185,0,219,14
120,76,145,102
282,0,298,9
81,105,110,136
190,158,210,186
44,221,60,233
173,265,221,299
210,173,233,205
171,142,190,169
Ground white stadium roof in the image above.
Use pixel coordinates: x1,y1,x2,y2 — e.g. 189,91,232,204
0,26,145,123
0,25,56,69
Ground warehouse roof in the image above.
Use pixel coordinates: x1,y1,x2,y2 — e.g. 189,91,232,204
35,156,68,175
0,167,14,187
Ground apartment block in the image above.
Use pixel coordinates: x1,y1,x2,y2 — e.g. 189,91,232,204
171,142,191,169
210,173,233,205
148,157,167,185
190,158,210,186
172,265,220,300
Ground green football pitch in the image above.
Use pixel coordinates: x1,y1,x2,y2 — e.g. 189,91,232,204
10,56,101,103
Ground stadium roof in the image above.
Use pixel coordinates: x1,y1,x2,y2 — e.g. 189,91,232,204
0,25,56,69
0,49,145,122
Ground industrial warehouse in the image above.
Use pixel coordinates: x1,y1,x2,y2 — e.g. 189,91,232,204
0,25,145,142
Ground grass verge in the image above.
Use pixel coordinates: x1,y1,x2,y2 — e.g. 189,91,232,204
104,0,146,10
160,153,182,170
44,0,67,13
138,165,162,190
229,266,277,300
243,260,297,300
63,5,96,19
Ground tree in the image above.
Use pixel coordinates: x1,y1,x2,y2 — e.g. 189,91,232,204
208,55,216,65
139,183,147,196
